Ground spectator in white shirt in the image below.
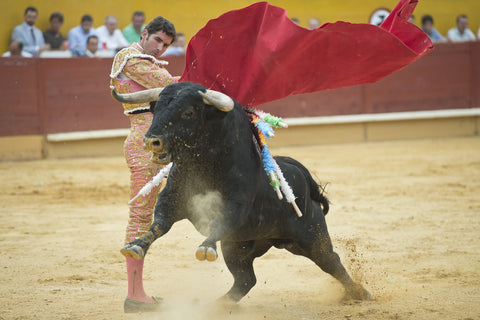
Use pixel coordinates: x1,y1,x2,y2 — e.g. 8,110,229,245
447,14,476,42
84,35,99,57
96,15,129,54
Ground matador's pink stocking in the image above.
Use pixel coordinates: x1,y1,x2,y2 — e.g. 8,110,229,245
126,257,155,303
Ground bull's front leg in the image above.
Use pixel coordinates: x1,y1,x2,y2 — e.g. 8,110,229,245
195,199,250,262
195,218,224,262
121,211,174,260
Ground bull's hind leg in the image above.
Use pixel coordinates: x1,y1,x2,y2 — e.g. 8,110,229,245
220,240,272,302
288,230,372,300
310,237,372,300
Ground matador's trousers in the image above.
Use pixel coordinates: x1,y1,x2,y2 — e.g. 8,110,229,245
124,113,164,244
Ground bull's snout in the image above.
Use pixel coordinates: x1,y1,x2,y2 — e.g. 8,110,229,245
143,136,163,153
144,136,171,164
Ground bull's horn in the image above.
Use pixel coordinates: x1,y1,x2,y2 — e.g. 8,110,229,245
198,90,234,112
111,87,164,104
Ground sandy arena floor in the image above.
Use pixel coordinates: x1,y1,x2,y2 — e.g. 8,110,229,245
0,136,479,320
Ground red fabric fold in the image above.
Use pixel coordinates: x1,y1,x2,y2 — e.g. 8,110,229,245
180,0,433,107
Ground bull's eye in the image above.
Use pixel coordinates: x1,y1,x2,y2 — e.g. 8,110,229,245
181,109,195,120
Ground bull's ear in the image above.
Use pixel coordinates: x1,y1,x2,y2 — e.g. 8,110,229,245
149,101,157,113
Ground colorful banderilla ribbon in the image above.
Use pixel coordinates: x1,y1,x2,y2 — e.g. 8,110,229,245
248,109,302,217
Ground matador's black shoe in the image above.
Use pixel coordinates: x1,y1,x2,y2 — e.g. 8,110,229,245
124,296,162,313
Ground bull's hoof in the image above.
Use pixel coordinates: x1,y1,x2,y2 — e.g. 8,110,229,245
195,246,217,262
344,283,373,301
195,246,206,261
206,247,218,261
120,244,145,260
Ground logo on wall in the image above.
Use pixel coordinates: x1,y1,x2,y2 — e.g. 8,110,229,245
369,8,390,26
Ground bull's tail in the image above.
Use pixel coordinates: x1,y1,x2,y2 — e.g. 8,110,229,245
274,156,330,215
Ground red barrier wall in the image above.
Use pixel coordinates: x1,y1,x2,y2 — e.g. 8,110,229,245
0,42,479,137
260,42,480,117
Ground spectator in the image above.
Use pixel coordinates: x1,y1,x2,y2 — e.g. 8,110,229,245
68,14,97,56
43,12,68,50
84,35,99,57
11,6,50,56
308,17,321,30
123,11,146,43
421,14,446,42
447,14,476,42
2,40,33,57
162,32,186,56
96,15,129,53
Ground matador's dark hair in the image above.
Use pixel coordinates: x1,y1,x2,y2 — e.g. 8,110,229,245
145,16,176,43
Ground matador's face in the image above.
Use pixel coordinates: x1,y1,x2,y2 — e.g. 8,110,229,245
140,29,173,59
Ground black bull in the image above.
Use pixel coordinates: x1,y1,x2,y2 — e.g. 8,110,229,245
117,82,371,302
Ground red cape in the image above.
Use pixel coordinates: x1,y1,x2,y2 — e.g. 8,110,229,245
180,0,433,107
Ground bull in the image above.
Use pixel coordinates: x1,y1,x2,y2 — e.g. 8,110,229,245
113,82,372,302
